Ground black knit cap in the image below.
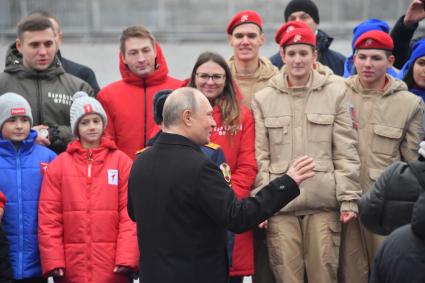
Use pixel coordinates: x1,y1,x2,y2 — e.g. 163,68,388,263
284,0,320,24
153,89,173,124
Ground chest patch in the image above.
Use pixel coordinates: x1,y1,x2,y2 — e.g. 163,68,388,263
108,169,119,186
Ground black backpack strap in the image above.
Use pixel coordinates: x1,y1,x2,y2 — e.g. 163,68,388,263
408,161,425,189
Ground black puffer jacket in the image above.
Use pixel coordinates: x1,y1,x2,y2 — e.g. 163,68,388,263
0,43,94,153
359,160,425,235
269,29,346,76
0,225,13,283
370,192,425,283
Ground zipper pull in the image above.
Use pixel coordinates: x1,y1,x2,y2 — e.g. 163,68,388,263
86,149,93,184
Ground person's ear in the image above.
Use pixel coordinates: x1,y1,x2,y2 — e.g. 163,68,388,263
16,38,23,54
388,54,395,68
182,109,192,126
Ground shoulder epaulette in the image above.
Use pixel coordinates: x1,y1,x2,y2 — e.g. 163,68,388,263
204,142,221,150
135,147,149,155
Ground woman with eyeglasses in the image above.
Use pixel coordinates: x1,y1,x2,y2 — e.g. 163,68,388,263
189,51,257,283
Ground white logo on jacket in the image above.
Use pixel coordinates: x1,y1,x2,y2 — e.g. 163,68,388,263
108,169,119,185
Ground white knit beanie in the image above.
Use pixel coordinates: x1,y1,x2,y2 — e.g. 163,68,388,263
0,92,33,129
70,91,107,137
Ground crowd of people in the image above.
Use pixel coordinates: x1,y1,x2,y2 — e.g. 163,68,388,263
1,0,425,282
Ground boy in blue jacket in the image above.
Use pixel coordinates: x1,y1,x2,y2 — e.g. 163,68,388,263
0,92,56,283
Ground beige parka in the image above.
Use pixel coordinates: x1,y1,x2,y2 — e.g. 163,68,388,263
345,75,425,194
252,66,361,215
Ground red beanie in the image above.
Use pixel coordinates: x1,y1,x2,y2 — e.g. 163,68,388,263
227,10,263,35
354,30,394,51
276,21,316,47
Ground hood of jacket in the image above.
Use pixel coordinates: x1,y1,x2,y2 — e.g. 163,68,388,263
4,42,65,79
267,64,331,94
0,129,38,156
345,74,408,97
66,136,117,162
316,29,334,52
119,43,170,87
228,56,278,82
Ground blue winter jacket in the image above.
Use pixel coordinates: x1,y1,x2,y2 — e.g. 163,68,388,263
0,130,56,279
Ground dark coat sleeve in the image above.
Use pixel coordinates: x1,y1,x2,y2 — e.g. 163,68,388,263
197,160,299,233
391,15,418,69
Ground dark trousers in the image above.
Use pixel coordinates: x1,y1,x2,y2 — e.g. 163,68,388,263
229,276,244,283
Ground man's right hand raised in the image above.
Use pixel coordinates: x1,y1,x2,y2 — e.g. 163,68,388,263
286,156,315,185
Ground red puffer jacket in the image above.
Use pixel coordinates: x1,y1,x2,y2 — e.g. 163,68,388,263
210,104,258,276
38,137,138,283
97,44,183,160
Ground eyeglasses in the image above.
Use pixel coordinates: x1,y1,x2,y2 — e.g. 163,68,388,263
196,73,226,82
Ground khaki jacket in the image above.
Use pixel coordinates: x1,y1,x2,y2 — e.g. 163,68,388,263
228,56,278,108
252,66,361,215
346,75,424,194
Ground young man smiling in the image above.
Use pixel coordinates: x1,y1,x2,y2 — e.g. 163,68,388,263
0,15,94,154
97,25,182,159
227,10,278,109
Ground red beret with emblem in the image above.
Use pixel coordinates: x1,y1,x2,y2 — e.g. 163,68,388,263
354,30,394,51
276,21,316,47
227,10,263,35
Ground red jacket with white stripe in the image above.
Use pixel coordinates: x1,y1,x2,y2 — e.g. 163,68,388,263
38,137,138,283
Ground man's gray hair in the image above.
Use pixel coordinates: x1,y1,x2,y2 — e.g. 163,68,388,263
163,87,201,128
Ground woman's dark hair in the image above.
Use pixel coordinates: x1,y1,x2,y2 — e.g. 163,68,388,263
403,64,415,89
189,51,241,133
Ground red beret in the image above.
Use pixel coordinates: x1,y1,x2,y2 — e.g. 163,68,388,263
354,30,394,51
275,21,310,44
227,10,263,35
276,21,316,47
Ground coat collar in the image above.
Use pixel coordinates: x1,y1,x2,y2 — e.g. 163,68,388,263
156,132,202,153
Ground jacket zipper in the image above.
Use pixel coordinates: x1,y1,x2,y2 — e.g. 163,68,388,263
16,148,23,278
87,150,93,184
36,73,44,124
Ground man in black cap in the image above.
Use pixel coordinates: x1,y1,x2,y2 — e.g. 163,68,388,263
269,0,346,76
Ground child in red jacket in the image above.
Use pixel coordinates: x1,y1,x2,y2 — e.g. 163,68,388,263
38,92,139,283
0,192,13,283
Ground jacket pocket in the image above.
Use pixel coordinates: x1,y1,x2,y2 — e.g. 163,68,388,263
306,113,335,142
265,116,291,145
372,125,403,156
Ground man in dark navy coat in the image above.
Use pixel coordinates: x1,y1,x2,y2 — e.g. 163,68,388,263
128,87,315,283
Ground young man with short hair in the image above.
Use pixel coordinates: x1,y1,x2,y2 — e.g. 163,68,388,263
97,25,182,160
28,10,100,94
0,15,94,154
227,10,278,108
